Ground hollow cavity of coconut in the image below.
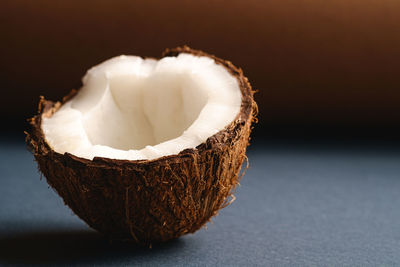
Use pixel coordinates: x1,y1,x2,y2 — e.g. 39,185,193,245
26,47,257,245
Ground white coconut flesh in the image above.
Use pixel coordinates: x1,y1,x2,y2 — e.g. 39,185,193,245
42,53,242,161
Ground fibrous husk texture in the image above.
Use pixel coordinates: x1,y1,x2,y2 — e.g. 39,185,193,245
26,46,258,245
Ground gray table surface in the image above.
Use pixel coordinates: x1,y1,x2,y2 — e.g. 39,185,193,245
1,137,400,266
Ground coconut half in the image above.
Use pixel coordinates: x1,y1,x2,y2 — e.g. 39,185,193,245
26,46,257,245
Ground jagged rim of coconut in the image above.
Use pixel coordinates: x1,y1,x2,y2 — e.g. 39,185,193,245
28,47,256,164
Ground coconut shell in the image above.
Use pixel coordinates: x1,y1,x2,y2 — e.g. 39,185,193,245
25,46,258,245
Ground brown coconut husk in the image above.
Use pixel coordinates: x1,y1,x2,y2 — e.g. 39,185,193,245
25,46,258,246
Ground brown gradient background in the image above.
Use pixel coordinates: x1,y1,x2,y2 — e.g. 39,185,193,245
2,0,400,135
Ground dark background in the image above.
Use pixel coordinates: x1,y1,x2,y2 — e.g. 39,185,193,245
2,1,400,266
2,0,400,138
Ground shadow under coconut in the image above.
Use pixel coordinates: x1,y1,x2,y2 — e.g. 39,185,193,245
0,228,186,265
